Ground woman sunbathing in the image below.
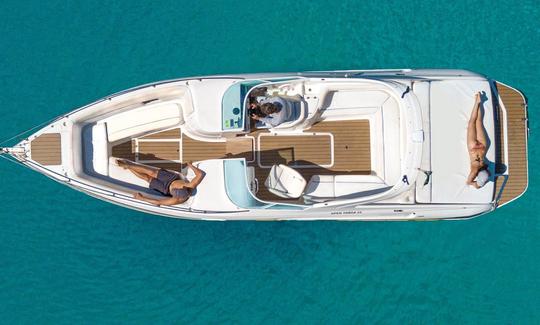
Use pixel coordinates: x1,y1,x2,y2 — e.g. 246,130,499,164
466,92,490,188
117,160,205,206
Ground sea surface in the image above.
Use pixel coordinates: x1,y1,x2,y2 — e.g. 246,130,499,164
0,1,538,323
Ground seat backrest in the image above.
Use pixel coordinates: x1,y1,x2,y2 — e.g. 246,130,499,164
105,101,184,143
380,97,401,184
92,122,110,176
81,122,109,177
264,164,307,199
271,99,306,129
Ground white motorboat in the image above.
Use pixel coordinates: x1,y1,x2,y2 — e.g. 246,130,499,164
0,69,529,220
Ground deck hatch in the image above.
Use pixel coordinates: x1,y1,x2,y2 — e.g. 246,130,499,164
30,133,62,165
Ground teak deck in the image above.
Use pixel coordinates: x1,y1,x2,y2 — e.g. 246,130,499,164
30,133,62,165
112,119,371,201
494,82,529,206
258,134,332,167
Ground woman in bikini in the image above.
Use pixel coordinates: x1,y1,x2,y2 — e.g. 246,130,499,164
117,160,205,206
466,92,490,188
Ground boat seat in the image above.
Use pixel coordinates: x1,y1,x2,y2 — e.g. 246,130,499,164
413,81,432,203
91,122,110,176
271,100,306,129
303,175,389,202
429,80,495,203
255,98,306,129
82,122,110,176
380,96,401,184
104,101,184,143
83,100,184,177
105,157,196,206
264,164,307,199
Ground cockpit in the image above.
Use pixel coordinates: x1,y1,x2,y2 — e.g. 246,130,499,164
220,78,307,133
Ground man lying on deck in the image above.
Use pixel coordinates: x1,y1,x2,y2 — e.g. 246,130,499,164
466,92,490,189
117,160,205,206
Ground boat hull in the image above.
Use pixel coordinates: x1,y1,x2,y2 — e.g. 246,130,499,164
2,69,527,221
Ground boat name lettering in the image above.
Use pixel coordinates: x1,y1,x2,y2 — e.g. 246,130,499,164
331,211,361,215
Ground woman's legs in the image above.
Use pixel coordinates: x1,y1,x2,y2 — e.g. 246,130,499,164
475,101,487,147
467,100,480,150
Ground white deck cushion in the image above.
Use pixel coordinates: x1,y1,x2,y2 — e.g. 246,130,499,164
335,175,387,196
304,175,387,198
264,164,307,199
92,122,109,176
106,157,195,206
189,160,239,211
105,101,183,142
430,80,495,203
381,97,401,184
413,81,432,203
304,175,336,197
108,157,153,188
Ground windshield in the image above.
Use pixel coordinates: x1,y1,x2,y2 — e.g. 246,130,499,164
221,80,265,131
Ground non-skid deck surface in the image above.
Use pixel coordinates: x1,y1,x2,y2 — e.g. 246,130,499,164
494,82,528,206
258,134,332,167
112,129,253,170
30,133,62,165
254,119,371,200
112,129,181,170
308,120,371,171
111,119,371,201
182,136,254,162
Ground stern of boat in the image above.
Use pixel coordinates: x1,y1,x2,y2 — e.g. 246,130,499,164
493,81,529,207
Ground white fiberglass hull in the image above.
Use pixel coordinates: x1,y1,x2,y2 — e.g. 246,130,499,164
1,69,527,221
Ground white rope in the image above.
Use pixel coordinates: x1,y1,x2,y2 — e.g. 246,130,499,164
0,116,61,146
0,152,27,168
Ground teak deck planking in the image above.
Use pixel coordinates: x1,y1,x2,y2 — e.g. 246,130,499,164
494,82,529,206
30,133,62,165
112,119,372,201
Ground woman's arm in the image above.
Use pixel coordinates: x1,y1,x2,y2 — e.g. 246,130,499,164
466,170,477,185
466,170,481,188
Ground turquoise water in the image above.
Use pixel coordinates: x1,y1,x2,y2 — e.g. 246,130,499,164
1,0,539,323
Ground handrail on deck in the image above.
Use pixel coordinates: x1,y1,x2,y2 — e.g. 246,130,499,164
493,89,511,205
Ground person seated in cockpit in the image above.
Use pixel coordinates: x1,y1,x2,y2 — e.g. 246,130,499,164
250,97,289,128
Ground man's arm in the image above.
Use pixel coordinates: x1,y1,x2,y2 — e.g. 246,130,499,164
133,193,186,206
186,162,205,188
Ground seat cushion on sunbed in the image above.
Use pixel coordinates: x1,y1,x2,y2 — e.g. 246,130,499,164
91,122,109,176
105,101,183,142
430,80,495,203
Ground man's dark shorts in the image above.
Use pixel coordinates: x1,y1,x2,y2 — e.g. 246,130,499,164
149,169,180,196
